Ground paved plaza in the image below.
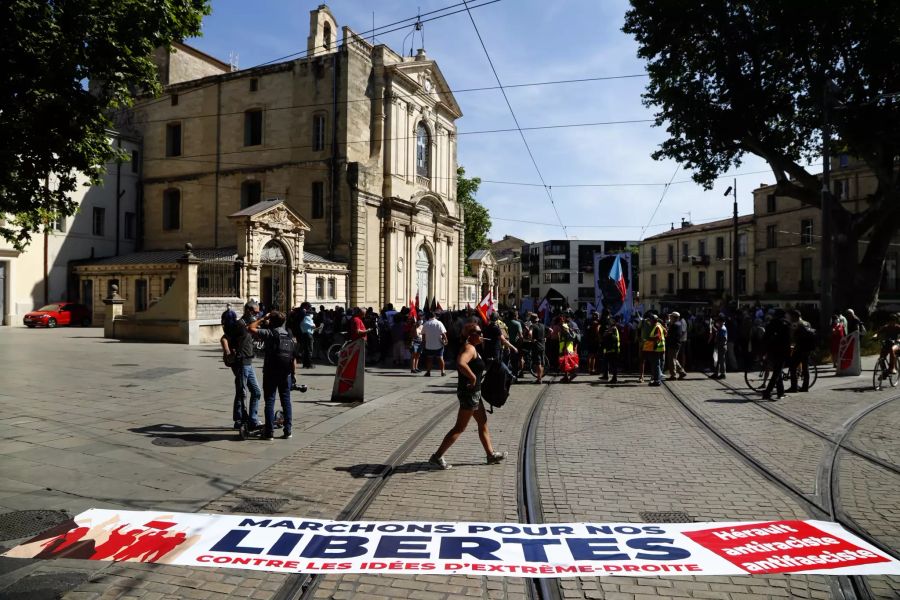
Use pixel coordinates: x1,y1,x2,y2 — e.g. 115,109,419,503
0,328,897,599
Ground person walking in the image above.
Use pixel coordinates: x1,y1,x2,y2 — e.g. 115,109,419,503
421,312,448,376
429,322,507,470
409,316,424,373
711,316,728,379
645,313,666,386
248,311,294,440
666,312,687,380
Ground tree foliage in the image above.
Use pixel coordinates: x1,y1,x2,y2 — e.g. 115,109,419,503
623,1,900,313
0,0,210,250
457,166,492,275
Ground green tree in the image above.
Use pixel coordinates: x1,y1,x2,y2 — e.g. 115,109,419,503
1,0,210,249
623,1,900,317
457,166,492,275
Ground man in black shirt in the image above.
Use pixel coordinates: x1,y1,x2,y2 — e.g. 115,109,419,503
249,311,295,440
761,311,791,400
220,318,261,430
529,313,547,384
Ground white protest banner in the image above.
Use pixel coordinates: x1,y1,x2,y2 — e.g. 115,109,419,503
4,510,898,578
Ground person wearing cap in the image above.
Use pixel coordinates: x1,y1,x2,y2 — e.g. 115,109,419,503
666,312,687,380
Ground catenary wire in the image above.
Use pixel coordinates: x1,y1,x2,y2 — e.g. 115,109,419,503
108,0,504,116
638,165,680,240
128,74,650,127
461,0,567,236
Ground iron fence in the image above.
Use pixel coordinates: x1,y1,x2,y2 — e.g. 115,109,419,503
198,258,241,297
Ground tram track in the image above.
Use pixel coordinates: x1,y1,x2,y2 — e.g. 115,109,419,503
274,371,561,600
272,399,459,600
663,379,900,600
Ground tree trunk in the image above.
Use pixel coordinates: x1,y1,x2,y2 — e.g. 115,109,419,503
831,207,895,320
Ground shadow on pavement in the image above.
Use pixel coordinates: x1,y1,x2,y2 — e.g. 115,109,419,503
129,423,237,443
831,385,876,393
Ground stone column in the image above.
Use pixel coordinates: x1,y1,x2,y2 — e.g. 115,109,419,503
103,284,125,339
177,243,200,343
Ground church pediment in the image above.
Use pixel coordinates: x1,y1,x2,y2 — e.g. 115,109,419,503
229,199,311,232
389,60,462,119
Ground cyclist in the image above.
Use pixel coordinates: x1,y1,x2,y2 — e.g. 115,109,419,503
873,313,900,376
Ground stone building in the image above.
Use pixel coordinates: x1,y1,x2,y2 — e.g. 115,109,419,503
520,239,636,311
112,4,463,315
491,234,525,307
0,132,139,326
639,216,755,313
751,156,900,307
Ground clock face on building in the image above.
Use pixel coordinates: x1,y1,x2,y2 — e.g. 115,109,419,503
424,79,433,92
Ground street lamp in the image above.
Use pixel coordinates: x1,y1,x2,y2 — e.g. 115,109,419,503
724,180,739,304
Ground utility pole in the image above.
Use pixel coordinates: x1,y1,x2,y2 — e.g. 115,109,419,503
821,83,833,335
732,179,739,304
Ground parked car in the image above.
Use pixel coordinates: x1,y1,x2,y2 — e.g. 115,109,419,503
23,303,92,328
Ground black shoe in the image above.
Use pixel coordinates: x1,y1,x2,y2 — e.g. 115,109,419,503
486,451,507,465
261,432,274,441
610,377,617,384
234,421,242,430
798,387,809,393
282,431,292,439
678,373,687,380
776,394,786,399
424,372,431,377
761,393,771,400
786,387,799,393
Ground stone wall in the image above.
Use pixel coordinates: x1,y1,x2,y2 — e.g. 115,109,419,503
197,297,243,321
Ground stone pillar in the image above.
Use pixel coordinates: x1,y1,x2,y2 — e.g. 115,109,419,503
177,243,201,343
102,285,125,339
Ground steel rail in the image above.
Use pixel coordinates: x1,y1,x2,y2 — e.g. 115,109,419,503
517,379,563,600
271,399,459,600
662,381,900,600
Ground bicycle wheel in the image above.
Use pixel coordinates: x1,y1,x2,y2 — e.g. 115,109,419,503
873,359,886,391
807,363,818,389
744,359,769,391
327,343,342,366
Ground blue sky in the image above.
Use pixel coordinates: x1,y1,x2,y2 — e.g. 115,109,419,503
187,0,774,243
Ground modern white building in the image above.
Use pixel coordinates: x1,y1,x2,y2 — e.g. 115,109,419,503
519,239,638,310
0,132,140,326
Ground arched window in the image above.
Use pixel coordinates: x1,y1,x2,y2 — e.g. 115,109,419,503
416,122,430,177
323,23,332,50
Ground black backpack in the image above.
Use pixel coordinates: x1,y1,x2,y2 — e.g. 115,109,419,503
796,324,818,352
268,328,296,369
482,359,514,413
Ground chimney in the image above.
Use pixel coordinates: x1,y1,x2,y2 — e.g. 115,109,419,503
681,218,692,228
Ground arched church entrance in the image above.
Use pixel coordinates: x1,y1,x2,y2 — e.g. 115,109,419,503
260,240,290,312
481,270,491,299
415,245,432,302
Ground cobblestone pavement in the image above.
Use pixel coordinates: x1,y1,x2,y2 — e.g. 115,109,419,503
0,327,898,599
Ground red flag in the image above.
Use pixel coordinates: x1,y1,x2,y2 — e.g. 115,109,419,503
409,298,417,321
415,290,420,311
476,291,495,324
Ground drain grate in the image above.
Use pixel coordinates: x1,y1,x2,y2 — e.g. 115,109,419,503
151,435,207,447
639,511,693,523
0,510,70,542
232,497,289,514
120,367,190,380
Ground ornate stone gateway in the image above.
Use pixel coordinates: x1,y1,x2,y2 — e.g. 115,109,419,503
260,240,290,312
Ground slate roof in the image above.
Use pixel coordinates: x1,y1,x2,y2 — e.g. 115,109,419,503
468,249,491,261
84,247,238,266
303,251,345,266
229,199,282,218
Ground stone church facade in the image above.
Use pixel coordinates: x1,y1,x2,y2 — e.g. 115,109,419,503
112,4,464,312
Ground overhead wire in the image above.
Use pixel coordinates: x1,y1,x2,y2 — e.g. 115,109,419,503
108,0,504,116
461,0,567,236
638,165,680,240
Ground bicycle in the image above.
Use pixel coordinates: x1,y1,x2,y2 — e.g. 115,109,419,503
327,329,379,366
744,352,818,392
872,338,899,390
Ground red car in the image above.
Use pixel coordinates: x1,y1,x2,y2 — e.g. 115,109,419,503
23,302,92,328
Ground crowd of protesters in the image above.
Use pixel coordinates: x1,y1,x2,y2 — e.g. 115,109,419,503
220,295,882,444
